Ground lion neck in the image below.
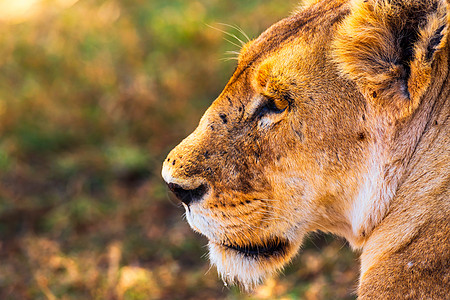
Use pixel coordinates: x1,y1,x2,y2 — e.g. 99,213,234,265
346,44,450,251
353,45,450,276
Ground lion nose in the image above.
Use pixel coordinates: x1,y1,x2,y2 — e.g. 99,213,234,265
167,182,208,206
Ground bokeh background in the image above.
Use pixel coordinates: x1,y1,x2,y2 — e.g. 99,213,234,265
0,0,359,299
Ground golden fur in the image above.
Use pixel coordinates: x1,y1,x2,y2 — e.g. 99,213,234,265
162,0,450,297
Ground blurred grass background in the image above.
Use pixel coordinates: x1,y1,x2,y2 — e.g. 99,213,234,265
0,0,358,299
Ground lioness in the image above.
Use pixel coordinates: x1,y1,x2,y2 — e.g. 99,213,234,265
162,0,450,298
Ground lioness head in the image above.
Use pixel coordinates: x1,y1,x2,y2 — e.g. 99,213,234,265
162,0,448,289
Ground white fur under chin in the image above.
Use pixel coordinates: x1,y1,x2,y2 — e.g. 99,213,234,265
208,242,278,291
348,145,396,247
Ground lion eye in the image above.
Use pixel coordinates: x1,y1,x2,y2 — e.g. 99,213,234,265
271,98,289,111
255,97,288,118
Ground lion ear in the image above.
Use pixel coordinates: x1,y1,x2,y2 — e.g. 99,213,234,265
334,0,448,119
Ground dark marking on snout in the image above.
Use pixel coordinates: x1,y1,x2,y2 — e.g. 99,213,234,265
226,96,233,106
219,113,228,124
358,132,366,141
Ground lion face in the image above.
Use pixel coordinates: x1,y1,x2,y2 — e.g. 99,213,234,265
162,0,448,289
162,1,366,286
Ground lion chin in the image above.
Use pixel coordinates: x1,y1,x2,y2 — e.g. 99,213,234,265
208,237,302,290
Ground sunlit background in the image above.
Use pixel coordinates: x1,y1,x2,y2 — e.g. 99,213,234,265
0,0,358,299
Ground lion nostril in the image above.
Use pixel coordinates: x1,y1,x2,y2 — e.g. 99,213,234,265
167,182,208,206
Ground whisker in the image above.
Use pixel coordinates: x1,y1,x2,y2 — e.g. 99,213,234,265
249,200,328,230
223,215,266,232
219,57,239,62
204,264,214,276
225,50,241,56
217,22,252,42
223,37,243,49
253,198,279,202
337,239,348,251
206,24,246,46
309,232,321,250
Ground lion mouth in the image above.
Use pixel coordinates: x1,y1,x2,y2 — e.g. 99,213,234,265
222,238,289,258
